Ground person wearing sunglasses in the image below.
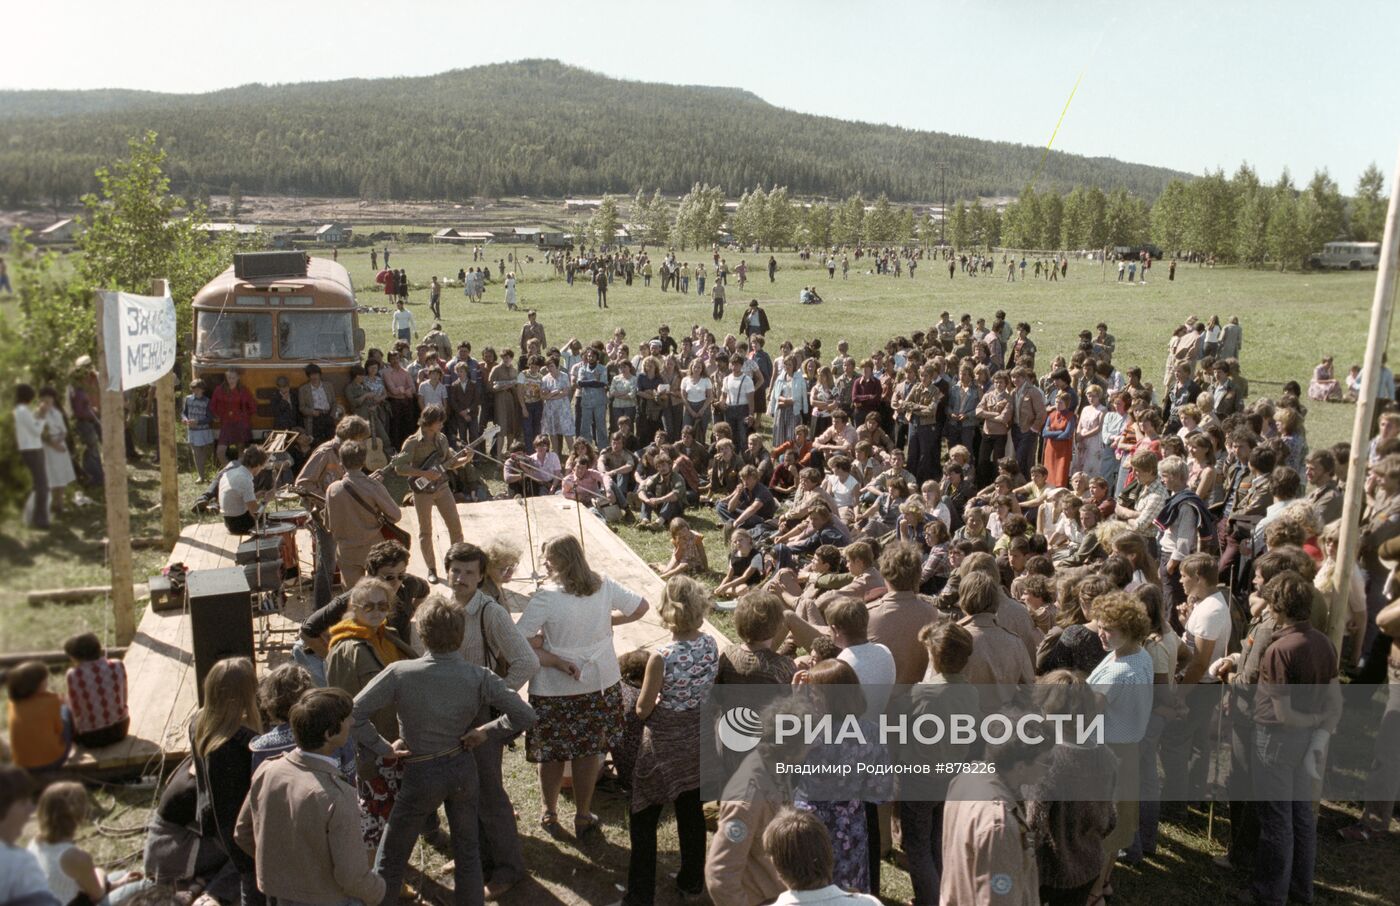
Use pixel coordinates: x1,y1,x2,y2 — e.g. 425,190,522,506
297,542,430,686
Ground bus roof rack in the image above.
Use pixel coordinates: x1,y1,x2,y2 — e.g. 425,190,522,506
234,251,309,281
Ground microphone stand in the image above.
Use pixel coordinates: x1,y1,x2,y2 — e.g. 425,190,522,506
516,494,542,588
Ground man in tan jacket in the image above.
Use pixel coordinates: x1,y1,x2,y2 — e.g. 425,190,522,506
235,687,385,906
326,441,401,587
705,752,787,906
297,415,371,608
1008,367,1046,478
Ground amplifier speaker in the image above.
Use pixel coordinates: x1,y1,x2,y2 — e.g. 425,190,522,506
233,251,308,280
243,560,283,591
187,567,255,705
235,537,282,565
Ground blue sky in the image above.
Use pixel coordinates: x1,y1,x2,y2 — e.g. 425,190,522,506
5,0,1395,190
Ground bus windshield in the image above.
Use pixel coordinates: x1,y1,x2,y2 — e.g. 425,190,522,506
278,311,355,360
196,310,273,360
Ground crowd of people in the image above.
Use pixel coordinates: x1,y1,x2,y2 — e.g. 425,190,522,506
8,253,1400,906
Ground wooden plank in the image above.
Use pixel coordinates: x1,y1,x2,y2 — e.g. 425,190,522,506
150,277,180,552
95,290,137,646
26,585,148,605
75,518,302,773
81,499,702,774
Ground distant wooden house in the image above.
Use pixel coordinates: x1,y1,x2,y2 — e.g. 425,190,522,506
314,223,351,244
198,222,261,242
563,199,602,212
270,227,310,249
506,227,541,244
432,227,469,244
461,230,496,244
37,218,77,243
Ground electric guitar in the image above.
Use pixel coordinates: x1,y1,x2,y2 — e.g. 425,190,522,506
410,424,501,494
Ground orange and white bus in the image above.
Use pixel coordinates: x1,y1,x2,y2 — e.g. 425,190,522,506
192,251,365,433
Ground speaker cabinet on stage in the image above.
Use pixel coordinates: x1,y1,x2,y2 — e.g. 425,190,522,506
187,567,255,705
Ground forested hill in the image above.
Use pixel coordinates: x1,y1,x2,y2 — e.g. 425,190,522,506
0,59,1187,206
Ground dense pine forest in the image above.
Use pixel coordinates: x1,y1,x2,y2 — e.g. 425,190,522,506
0,59,1188,207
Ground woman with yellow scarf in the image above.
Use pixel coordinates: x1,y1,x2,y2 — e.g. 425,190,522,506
326,578,418,856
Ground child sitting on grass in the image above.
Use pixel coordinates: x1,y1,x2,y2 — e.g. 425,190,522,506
609,649,651,794
716,592,797,685
651,516,709,578
714,529,764,599
6,662,68,772
62,632,130,750
28,781,147,905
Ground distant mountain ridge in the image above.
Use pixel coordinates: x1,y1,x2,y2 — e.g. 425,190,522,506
0,59,1188,206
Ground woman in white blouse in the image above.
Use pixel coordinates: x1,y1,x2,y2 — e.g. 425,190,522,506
680,359,714,439
515,534,651,837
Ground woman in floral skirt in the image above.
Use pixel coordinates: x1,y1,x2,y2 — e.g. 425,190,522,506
515,534,652,838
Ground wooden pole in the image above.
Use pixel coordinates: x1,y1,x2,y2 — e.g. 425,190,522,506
152,278,180,548
96,291,136,646
1330,144,1400,657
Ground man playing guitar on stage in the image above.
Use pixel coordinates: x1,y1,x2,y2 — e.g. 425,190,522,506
391,404,469,584
295,415,371,606
325,440,402,586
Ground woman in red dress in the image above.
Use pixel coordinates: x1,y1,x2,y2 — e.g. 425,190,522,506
210,366,256,459
1041,393,1076,488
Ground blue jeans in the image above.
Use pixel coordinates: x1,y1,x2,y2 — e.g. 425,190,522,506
682,408,711,439
908,423,938,484
76,419,104,485
715,499,760,530
376,749,483,906
723,405,748,448
523,401,543,446
1127,711,1166,859
773,534,826,570
898,800,944,906
310,518,336,610
577,402,607,448
642,499,685,524
1011,426,1039,477
1250,725,1317,906
697,277,706,295
291,641,328,687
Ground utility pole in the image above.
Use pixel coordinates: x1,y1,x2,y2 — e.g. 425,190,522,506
1331,144,1400,659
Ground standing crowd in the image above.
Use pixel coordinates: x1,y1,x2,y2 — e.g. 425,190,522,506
7,252,1400,906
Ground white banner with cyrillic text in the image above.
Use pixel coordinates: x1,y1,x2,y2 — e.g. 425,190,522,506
100,290,177,391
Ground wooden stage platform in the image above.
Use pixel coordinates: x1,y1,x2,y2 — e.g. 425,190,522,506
79,496,715,774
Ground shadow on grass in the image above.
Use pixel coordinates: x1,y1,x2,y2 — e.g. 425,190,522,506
1116,802,1387,906
0,520,97,572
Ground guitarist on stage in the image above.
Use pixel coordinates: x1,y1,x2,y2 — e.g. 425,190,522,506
391,405,465,584
325,441,402,586
295,415,371,607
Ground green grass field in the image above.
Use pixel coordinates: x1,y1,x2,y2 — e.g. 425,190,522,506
2,247,1396,905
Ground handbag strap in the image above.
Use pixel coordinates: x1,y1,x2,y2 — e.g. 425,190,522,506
476,599,506,676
